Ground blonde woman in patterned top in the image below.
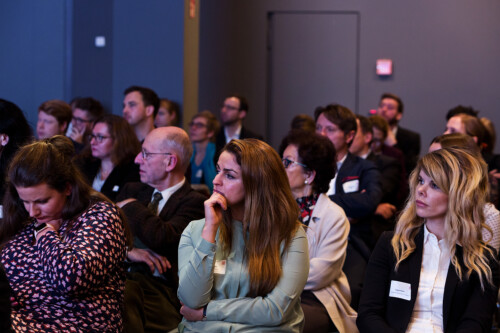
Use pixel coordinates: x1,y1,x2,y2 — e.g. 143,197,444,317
0,135,130,332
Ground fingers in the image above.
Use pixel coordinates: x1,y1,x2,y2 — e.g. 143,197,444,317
205,191,227,211
148,250,170,274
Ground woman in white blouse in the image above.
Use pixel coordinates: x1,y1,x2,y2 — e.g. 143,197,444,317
357,147,499,333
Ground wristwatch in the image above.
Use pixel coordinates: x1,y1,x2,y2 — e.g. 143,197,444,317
34,223,49,238
202,304,207,321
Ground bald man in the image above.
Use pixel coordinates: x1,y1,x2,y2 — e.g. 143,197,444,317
117,127,206,332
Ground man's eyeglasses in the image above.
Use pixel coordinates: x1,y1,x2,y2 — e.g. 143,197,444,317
89,134,112,143
72,116,92,125
282,158,308,169
189,121,208,129
222,104,239,111
141,149,172,160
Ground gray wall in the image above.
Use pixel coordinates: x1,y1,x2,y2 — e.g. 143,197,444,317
198,1,500,154
1,1,184,126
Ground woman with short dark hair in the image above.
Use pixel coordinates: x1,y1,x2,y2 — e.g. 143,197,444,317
280,129,358,333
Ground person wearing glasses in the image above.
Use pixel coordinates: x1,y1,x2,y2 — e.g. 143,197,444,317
116,126,206,333
280,130,358,333
74,114,141,202
67,97,105,153
188,110,220,194
215,95,263,154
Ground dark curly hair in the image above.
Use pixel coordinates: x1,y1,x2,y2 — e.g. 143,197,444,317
279,129,336,194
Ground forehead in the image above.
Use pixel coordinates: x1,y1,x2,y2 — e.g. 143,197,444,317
317,113,338,128
92,122,109,133
224,97,240,108
447,116,464,129
38,110,56,120
193,115,208,124
16,182,56,199
73,108,90,118
124,91,144,104
218,151,240,169
283,144,299,157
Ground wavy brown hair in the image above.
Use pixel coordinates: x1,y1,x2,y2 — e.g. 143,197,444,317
219,139,300,297
391,147,495,289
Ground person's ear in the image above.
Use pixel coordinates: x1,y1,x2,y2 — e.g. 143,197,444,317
0,134,9,147
145,105,155,117
165,154,178,172
60,121,68,134
364,132,373,145
345,130,356,145
238,110,247,120
64,183,72,196
305,169,317,185
396,112,403,122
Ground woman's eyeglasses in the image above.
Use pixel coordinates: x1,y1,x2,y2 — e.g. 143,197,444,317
282,158,308,169
89,134,112,143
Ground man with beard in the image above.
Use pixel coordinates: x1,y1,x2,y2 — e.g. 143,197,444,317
377,93,421,174
215,95,263,153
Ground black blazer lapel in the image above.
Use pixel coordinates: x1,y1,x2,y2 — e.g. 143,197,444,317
442,246,461,332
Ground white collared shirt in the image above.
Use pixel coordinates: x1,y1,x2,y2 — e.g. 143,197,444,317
407,225,451,333
224,124,242,144
326,153,348,196
152,178,186,215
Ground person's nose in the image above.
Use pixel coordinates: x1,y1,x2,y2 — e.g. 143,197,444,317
134,152,143,165
416,183,426,197
27,203,40,218
213,172,222,187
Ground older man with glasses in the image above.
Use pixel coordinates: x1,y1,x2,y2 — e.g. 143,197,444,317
116,126,206,333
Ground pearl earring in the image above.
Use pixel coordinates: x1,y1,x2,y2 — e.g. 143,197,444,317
304,180,308,185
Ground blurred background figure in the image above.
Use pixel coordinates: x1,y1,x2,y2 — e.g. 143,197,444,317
0,99,33,203
36,100,72,139
280,130,357,333
290,114,316,133
67,97,106,153
155,98,180,127
188,110,219,194
75,114,141,202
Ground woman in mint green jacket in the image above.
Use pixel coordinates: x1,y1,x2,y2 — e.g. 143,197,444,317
177,139,309,332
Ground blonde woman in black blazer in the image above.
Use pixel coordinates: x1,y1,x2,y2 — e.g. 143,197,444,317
357,148,499,332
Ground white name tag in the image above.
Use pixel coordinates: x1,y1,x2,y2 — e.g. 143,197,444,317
389,280,411,301
112,185,120,192
196,169,203,178
0,205,3,219
342,179,359,193
214,259,226,275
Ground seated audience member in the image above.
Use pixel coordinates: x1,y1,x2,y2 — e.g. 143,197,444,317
350,115,403,245
155,98,180,127
0,99,33,202
444,113,486,146
123,85,160,142
36,100,72,139
445,105,479,120
377,93,421,174
189,110,220,194
0,135,128,332
68,97,105,153
116,127,206,332
315,104,382,246
357,148,500,332
290,114,316,133
75,114,141,202
215,95,264,153
280,130,357,333
429,133,500,252
177,139,309,332
0,264,11,331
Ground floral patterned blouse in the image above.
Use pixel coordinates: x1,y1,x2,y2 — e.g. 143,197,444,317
0,201,127,332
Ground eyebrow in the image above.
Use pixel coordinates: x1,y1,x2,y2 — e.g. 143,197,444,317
217,164,238,174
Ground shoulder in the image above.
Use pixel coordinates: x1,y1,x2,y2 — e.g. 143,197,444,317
240,126,264,140
175,182,207,202
314,194,347,218
397,126,420,140
82,200,120,218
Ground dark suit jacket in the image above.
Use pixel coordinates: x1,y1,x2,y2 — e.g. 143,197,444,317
367,152,401,206
357,229,500,333
330,153,382,219
395,126,421,175
116,181,206,284
77,157,140,202
215,125,264,154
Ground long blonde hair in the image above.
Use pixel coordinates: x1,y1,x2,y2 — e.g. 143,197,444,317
392,147,495,289
219,139,300,297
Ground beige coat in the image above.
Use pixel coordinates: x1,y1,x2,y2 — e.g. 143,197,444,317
305,193,358,333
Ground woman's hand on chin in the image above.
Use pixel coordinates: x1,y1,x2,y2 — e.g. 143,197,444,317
202,191,227,243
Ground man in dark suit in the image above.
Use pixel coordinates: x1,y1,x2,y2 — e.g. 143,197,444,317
117,126,206,333
350,115,403,246
215,95,263,153
315,104,382,247
377,93,421,174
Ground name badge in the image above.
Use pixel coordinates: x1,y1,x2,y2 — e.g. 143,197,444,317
342,179,359,193
389,280,411,301
196,169,203,178
214,259,226,275
112,185,120,192
0,205,3,219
